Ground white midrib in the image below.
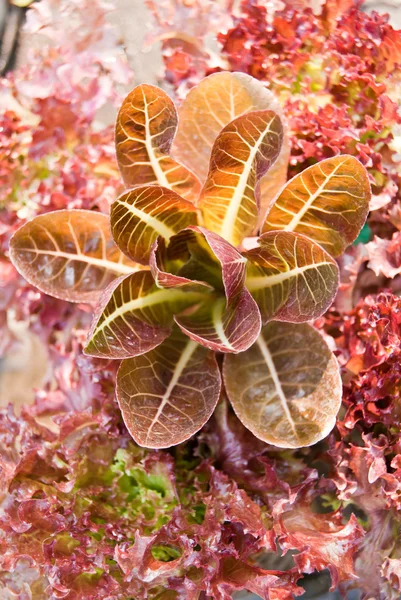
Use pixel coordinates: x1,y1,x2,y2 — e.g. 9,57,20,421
19,248,135,275
220,118,275,244
284,160,344,232
146,339,198,441
94,289,204,337
255,334,298,439
213,298,235,351
246,261,329,292
143,90,170,188
116,199,176,240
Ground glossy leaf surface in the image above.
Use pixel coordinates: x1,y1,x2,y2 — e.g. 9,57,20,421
224,322,342,448
111,185,198,265
115,84,200,202
116,330,221,448
9,210,137,303
199,110,283,247
175,289,261,353
259,141,290,222
84,271,206,359
263,155,371,256
245,231,339,323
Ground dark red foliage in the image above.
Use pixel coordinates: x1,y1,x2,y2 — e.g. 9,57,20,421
317,293,401,597
217,0,401,203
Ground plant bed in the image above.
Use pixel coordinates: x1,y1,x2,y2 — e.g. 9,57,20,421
1,1,401,599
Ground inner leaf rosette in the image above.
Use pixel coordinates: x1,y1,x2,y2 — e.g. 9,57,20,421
161,227,262,353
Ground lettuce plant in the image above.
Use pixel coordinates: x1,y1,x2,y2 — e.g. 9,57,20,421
9,72,370,451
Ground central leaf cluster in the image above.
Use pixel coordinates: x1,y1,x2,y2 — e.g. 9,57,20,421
9,72,371,450
86,82,345,360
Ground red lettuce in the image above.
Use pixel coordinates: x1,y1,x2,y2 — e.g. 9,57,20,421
9,73,371,450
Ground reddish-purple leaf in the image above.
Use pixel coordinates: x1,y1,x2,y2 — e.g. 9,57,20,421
366,232,401,279
115,84,200,203
172,71,290,226
84,270,206,359
9,209,138,303
224,321,342,448
171,226,248,302
175,287,261,353
116,329,221,448
198,110,283,246
192,226,247,302
244,231,339,323
173,71,288,182
110,185,198,265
